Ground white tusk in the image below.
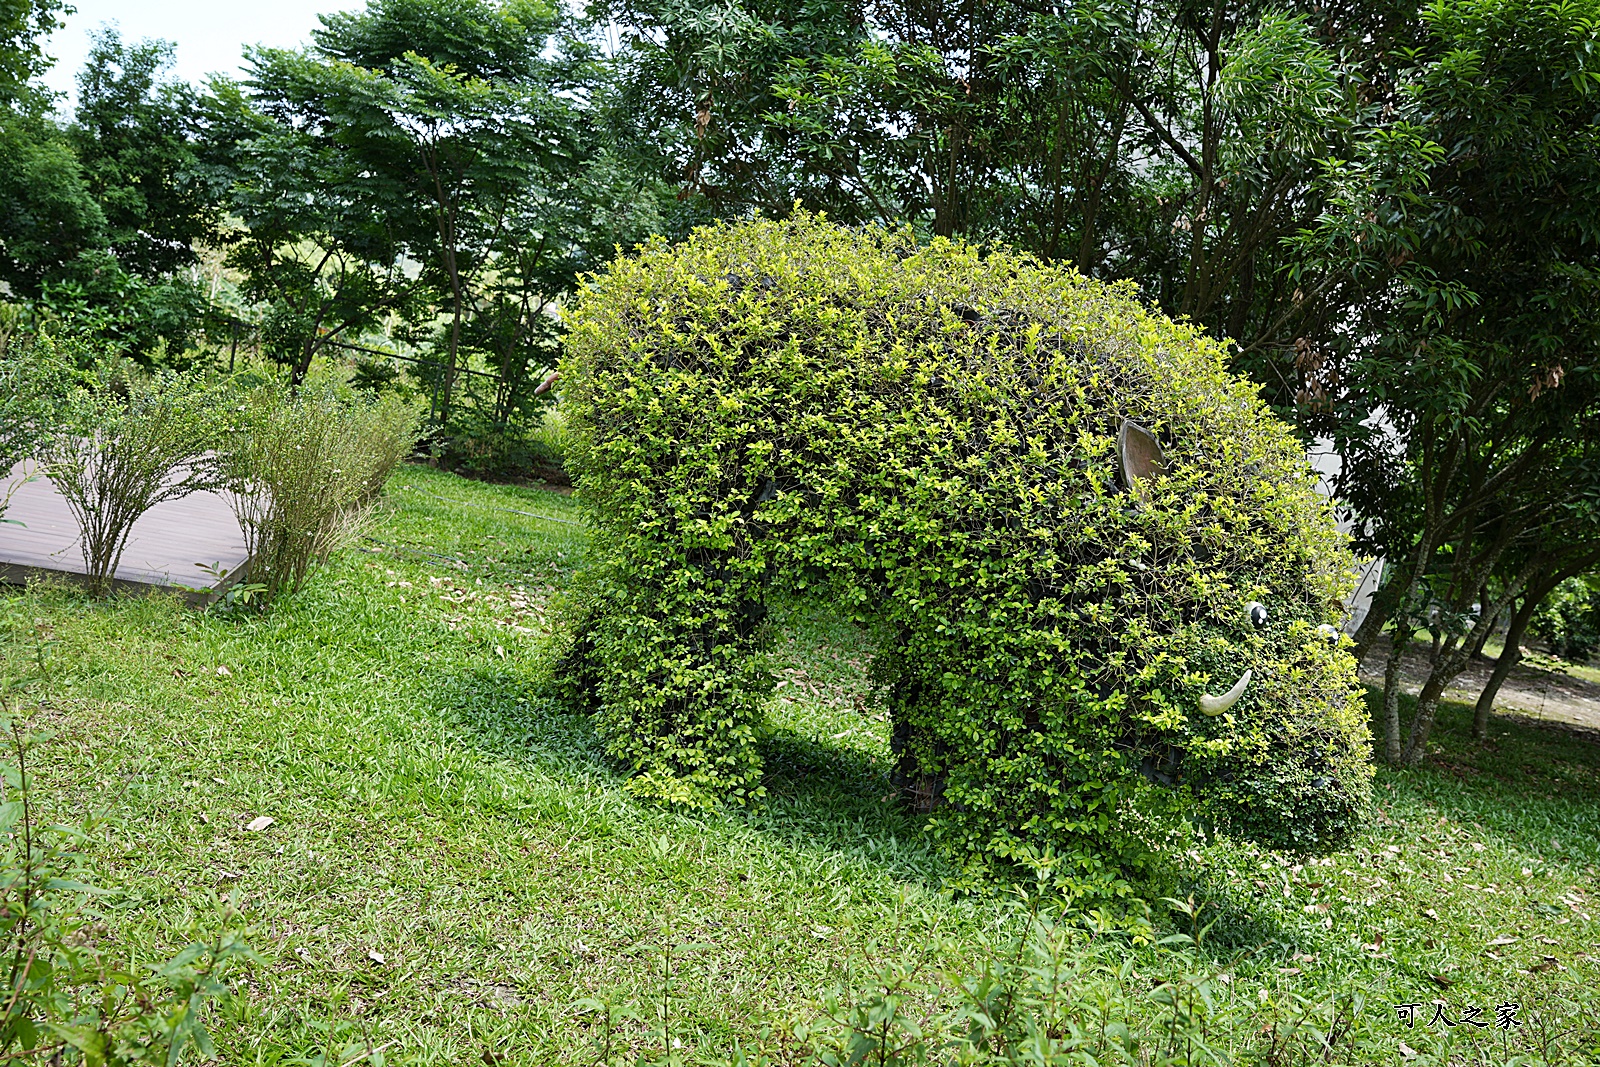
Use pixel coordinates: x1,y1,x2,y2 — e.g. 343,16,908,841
1200,669,1252,716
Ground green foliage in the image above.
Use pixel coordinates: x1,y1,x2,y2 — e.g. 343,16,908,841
34,270,211,361
0,0,66,111
434,406,570,484
0,331,68,521
0,27,217,358
1530,575,1600,663
431,309,568,482
792,902,1324,1067
0,701,255,1064
219,376,421,604
782,897,1592,1067
241,0,665,416
0,114,107,297
38,356,225,596
1298,0,1600,762
594,0,1374,354
0,471,1594,1062
200,78,421,386
69,30,217,282
561,214,1371,887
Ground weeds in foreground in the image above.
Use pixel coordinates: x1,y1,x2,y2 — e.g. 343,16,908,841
574,891,1598,1067
0,600,257,1063
0,695,255,1061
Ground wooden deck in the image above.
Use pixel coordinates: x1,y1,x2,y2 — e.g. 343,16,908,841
0,460,251,603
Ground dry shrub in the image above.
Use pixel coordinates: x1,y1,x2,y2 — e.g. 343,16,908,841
38,359,222,596
222,378,419,603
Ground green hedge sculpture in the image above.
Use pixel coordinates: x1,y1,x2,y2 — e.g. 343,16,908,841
560,214,1372,891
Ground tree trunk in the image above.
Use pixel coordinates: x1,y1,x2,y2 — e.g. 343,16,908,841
1380,629,1412,765
1401,679,1445,766
1401,634,1472,765
1400,572,1530,763
1470,552,1600,738
423,142,465,426
442,275,463,422
290,336,315,388
1472,596,1535,739
435,202,464,424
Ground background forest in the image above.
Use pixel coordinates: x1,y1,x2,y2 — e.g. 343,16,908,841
3,0,1600,769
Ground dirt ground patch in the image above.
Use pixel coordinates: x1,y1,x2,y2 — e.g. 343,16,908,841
1358,636,1600,733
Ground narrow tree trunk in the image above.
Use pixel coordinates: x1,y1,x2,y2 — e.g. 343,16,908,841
442,278,463,422
1380,629,1412,765
1402,574,1531,762
1401,682,1445,766
1472,549,1600,736
423,143,465,426
1401,634,1472,765
1472,598,1534,739
436,203,464,425
291,336,315,388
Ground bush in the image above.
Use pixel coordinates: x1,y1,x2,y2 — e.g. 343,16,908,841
37,357,223,596
0,336,70,523
1529,574,1600,663
220,377,420,604
432,408,569,485
560,214,1370,889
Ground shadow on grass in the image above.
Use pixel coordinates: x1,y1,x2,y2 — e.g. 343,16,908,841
430,655,1600,955
748,725,948,881
428,662,614,774
426,663,954,886
1362,686,1600,868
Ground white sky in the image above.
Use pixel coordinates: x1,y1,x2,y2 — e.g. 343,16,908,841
41,0,365,108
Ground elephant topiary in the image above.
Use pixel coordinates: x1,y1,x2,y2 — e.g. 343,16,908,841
558,214,1372,891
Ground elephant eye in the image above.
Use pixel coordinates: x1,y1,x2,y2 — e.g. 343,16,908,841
1247,601,1268,628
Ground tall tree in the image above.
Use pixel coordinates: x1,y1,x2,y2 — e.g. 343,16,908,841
0,0,103,300
201,80,422,385
0,0,65,111
248,0,575,419
1299,0,1600,762
242,0,664,421
595,0,1381,359
0,118,105,297
2,20,221,357
69,30,219,280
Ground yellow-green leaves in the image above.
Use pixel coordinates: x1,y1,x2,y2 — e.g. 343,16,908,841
559,213,1370,883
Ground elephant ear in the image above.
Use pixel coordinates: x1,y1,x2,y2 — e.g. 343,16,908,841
1118,419,1166,501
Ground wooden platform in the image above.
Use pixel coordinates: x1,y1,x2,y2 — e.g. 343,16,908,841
0,460,251,603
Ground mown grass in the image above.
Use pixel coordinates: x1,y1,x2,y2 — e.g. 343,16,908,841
2,465,1597,1065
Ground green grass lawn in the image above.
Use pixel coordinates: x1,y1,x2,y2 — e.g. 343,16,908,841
3,465,1598,1065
